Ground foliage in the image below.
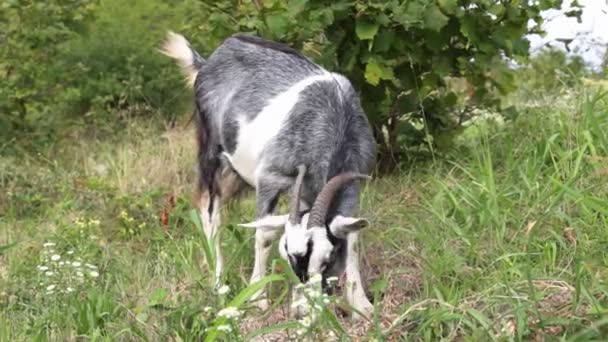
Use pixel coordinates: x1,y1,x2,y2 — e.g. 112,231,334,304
181,0,581,167
0,0,191,150
0,0,96,141
517,48,589,94
58,0,189,120
2,0,583,167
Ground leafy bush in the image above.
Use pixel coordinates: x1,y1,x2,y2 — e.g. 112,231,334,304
181,0,580,168
0,0,191,150
1,0,582,169
59,0,189,120
0,0,95,141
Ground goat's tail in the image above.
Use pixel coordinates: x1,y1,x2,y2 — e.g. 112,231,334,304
160,31,205,88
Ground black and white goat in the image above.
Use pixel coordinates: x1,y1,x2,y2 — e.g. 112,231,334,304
161,31,376,319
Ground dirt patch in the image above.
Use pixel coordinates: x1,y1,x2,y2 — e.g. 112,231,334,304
240,250,424,341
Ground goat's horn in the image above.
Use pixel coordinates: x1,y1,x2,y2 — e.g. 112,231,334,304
288,165,307,224
307,172,371,229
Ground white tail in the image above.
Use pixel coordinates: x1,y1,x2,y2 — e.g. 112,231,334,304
160,31,198,87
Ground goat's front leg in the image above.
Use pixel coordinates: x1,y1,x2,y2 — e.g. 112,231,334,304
345,231,373,320
249,228,281,310
248,180,284,310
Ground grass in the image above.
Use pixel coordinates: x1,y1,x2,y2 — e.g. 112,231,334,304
1,86,608,341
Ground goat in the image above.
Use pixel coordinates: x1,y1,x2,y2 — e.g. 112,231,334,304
161,31,376,319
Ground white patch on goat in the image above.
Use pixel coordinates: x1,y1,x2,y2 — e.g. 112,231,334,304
285,225,310,256
283,213,312,256
226,73,334,185
307,228,333,274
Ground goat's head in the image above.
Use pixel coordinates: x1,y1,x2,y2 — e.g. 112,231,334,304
240,165,370,286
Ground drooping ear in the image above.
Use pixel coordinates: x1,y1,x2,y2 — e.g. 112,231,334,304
328,215,369,239
238,214,289,231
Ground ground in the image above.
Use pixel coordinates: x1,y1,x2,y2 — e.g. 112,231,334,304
1,86,608,341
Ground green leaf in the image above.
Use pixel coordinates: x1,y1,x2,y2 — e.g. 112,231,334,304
364,58,395,86
149,289,168,306
287,0,308,16
355,19,379,40
438,0,458,15
0,242,17,254
265,14,289,38
228,274,285,308
394,1,425,27
246,321,300,340
459,15,478,43
374,30,395,53
424,4,449,32
189,209,216,283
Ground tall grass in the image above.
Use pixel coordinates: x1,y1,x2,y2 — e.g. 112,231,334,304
1,87,607,340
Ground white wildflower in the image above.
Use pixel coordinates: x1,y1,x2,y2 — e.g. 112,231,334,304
217,325,232,333
203,306,213,313
304,288,321,298
66,287,74,293
43,242,56,247
89,271,99,278
217,306,241,319
299,316,312,328
327,276,339,283
50,254,61,261
76,271,84,277
72,261,82,267
67,250,74,255
46,284,56,291
85,263,97,269
296,328,306,336
45,271,54,276
59,261,65,266
37,265,49,271
217,285,230,295
309,273,322,284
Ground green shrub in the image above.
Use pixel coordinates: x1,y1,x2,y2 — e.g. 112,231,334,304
59,0,190,120
179,0,582,168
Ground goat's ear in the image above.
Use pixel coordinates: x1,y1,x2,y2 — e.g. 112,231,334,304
329,215,369,239
238,215,288,231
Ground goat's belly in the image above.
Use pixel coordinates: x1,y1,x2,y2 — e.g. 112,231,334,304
224,146,259,186
225,124,278,187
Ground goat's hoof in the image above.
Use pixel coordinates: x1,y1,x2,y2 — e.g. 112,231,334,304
351,303,374,322
251,299,270,311
291,305,308,320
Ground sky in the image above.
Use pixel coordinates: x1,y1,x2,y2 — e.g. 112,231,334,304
527,0,608,68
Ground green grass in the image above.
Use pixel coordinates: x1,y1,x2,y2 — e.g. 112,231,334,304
1,87,608,341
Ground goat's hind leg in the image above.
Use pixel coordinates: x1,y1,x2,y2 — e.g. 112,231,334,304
196,162,244,287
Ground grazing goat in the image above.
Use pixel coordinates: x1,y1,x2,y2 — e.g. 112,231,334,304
161,31,376,319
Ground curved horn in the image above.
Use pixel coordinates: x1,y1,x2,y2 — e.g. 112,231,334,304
288,164,307,224
307,172,372,229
